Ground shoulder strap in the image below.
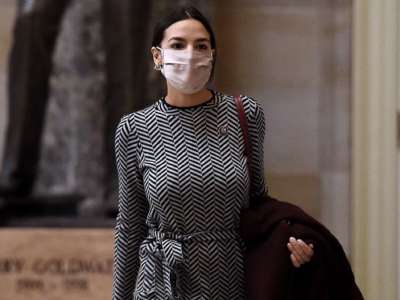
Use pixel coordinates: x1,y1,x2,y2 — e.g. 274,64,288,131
234,95,253,187
234,95,252,157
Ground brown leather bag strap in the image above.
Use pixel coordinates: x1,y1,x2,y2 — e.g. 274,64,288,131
234,95,253,186
234,95,252,157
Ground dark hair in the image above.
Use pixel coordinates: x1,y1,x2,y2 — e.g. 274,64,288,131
151,5,217,81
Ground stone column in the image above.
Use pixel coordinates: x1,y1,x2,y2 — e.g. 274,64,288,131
352,0,399,298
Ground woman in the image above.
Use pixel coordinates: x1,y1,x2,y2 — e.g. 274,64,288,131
112,6,314,300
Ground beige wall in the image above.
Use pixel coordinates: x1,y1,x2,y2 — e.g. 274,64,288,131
215,3,322,175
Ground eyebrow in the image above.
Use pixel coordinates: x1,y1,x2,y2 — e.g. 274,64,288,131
168,37,210,43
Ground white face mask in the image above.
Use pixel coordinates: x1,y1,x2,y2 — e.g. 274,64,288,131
156,46,213,94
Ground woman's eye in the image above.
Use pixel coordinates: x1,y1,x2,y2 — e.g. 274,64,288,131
171,43,184,49
196,44,209,50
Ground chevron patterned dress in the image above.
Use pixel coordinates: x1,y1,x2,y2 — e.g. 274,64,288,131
112,90,267,300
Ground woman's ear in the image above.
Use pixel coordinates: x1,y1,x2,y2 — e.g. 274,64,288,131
151,46,162,66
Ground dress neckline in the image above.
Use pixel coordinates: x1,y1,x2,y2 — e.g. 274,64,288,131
155,89,220,114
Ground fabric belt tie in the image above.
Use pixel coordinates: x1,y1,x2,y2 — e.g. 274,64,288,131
140,228,239,299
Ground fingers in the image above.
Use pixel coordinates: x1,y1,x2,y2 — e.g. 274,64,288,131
287,242,305,267
290,253,301,268
297,239,314,258
287,237,314,267
288,237,310,262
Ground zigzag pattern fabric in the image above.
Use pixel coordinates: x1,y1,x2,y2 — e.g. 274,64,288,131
112,90,267,300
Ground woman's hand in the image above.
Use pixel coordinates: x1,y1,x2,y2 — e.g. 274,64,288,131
287,237,314,268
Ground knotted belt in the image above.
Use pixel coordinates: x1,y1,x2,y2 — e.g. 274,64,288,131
138,227,240,299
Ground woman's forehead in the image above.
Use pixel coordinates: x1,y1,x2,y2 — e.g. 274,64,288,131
163,19,210,41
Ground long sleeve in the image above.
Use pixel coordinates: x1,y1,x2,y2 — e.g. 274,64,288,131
243,95,268,200
112,114,148,300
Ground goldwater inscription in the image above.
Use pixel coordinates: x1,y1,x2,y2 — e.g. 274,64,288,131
0,229,115,300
